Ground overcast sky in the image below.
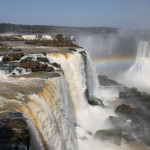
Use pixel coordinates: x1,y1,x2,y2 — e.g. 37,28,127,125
0,0,150,29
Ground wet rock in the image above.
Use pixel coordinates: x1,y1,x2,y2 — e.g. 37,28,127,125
0,119,30,150
37,57,49,63
115,104,136,117
39,63,47,69
19,60,39,72
88,97,104,107
45,67,54,72
3,53,24,61
51,62,61,69
19,60,54,72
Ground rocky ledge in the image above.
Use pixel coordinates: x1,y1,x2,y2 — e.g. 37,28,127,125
0,53,62,75
0,119,30,150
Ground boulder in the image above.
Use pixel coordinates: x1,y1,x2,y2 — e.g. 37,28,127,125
0,119,30,150
115,104,136,117
3,53,24,61
19,60,40,72
19,60,55,72
51,62,61,69
95,128,122,145
88,97,104,107
37,57,49,63
39,63,47,70
45,67,54,72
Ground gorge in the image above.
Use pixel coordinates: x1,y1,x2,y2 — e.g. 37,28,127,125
0,34,150,150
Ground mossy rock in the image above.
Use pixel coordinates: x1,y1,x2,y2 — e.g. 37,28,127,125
115,104,136,117
3,53,24,61
95,128,122,145
88,97,104,107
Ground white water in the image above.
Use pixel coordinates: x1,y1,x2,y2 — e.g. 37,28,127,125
123,41,150,92
86,53,100,98
0,69,10,75
41,35,53,40
1,48,150,150
26,77,76,150
0,56,3,61
47,50,118,150
47,51,88,116
21,35,38,40
0,74,76,150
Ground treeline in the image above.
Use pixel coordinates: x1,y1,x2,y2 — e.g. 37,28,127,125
0,23,118,35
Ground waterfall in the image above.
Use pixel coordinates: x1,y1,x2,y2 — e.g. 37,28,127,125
47,51,88,116
125,41,150,91
47,49,100,116
46,50,116,150
0,49,115,150
85,53,100,98
0,74,76,150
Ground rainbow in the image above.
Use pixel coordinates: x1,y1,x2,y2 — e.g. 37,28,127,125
93,56,136,67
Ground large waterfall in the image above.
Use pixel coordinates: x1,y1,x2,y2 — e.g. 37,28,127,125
0,49,108,150
0,73,76,150
124,41,150,92
2,47,148,150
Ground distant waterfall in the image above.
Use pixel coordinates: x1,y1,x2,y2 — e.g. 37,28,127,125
125,41,150,91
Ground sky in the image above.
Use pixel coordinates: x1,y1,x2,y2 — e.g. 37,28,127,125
0,0,150,29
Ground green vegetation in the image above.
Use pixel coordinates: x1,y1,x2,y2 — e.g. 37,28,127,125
19,125,26,130
3,53,24,61
0,36,3,41
0,36,22,41
0,42,4,46
25,38,79,47
0,23,119,34
55,34,64,41
131,87,142,96
119,87,149,98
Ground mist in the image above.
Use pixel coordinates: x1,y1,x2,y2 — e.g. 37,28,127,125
76,29,150,87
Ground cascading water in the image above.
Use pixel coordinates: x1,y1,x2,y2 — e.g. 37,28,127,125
1,48,149,150
0,73,76,150
124,41,150,92
46,50,117,150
